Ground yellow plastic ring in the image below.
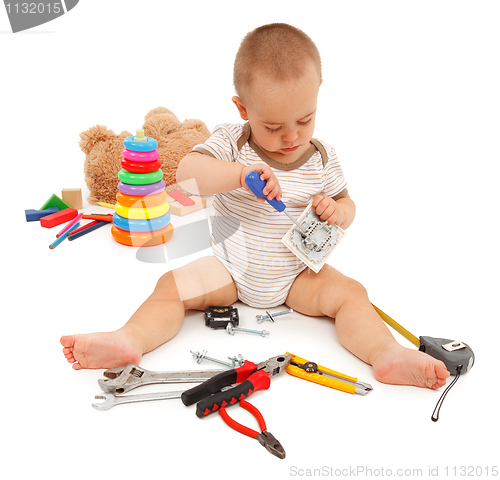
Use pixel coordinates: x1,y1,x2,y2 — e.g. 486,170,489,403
111,223,174,247
114,201,169,220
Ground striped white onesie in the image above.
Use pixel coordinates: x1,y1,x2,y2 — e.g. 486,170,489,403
193,123,348,308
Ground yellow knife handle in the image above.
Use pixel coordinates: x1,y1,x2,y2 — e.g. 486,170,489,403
286,365,356,394
287,352,358,383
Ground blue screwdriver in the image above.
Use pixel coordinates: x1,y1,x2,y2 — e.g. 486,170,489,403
245,172,306,233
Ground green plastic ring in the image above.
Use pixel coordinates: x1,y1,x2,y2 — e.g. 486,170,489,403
118,168,163,185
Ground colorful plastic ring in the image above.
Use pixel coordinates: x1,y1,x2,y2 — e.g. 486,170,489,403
123,135,158,152
116,190,167,208
114,201,169,220
121,157,162,174
122,148,160,163
118,168,163,185
112,211,171,232
111,223,174,247
117,179,165,196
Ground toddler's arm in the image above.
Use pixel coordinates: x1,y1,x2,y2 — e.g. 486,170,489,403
177,153,282,201
312,194,356,229
176,152,245,195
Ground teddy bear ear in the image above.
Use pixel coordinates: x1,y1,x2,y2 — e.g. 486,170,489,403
145,107,176,121
79,125,118,154
143,110,181,140
180,119,211,136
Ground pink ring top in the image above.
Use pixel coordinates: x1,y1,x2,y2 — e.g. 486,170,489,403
122,148,160,163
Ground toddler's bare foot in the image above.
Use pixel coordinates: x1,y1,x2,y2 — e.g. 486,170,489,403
372,344,450,389
60,329,143,370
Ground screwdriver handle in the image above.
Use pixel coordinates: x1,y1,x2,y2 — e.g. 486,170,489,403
245,172,286,212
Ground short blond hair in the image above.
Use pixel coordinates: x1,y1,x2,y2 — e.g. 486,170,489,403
233,23,322,100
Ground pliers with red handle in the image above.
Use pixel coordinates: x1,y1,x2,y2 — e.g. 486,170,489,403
181,354,291,459
219,399,286,459
181,354,291,416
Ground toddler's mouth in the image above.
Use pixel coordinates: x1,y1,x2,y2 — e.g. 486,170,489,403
281,145,299,153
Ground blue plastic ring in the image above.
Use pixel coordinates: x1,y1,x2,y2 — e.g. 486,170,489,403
112,211,171,232
123,135,158,152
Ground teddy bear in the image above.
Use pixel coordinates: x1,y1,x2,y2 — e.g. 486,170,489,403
81,107,211,205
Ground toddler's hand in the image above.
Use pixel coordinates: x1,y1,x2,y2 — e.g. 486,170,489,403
241,164,282,203
312,195,344,226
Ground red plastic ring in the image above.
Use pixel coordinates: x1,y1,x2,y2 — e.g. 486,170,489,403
121,157,162,173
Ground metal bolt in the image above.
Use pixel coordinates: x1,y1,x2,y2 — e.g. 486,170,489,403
226,324,269,337
191,350,234,368
227,354,245,367
256,308,294,323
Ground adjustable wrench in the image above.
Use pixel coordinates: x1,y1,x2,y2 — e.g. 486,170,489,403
98,364,226,394
92,391,184,411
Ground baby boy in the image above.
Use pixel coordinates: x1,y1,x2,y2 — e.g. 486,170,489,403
61,23,449,390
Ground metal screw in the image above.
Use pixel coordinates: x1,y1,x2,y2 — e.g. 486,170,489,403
227,354,245,367
256,308,294,323
191,350,234,368
226,324,269,337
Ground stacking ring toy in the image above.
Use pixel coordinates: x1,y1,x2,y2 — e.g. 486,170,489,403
117,179,165,196
115,201,169,220
123,135,158,152
116,190,167,208
118,168,163,185
122,148,160,163
112,212,171,232
121,157,162,174
111,223,174,247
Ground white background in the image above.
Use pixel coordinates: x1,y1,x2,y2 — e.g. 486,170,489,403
2,1,499,478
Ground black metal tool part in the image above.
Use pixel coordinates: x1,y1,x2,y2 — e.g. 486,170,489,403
205,306,239,329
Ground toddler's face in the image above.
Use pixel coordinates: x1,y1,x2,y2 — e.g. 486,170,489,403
233,65,321,164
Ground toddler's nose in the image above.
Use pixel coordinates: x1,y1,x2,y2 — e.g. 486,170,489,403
282,129,299,142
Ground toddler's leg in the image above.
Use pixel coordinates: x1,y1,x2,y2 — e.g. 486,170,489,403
61,257,237,370
286,266,450,389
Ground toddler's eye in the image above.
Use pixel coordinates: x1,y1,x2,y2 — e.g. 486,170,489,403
265,125,282,133
298,118,312,126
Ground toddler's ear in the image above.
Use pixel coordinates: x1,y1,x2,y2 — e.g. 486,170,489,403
232,96,249,120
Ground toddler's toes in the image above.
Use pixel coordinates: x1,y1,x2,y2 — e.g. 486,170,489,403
60,335,80,366
60,335,71,346
60,335,75,349
430,362,450,389
421,359,449,389
63,348,76,363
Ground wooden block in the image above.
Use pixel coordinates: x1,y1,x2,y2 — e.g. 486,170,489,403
25,207,59,222
40,208,78,228
39,194,71,211
62,188,83,209
167,194,207,216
